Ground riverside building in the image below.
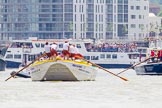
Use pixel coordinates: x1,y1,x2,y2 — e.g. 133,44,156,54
0,0,149,41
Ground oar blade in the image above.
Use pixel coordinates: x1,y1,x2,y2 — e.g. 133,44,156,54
117,57,152,75
5,53,46,81
83,58,128,81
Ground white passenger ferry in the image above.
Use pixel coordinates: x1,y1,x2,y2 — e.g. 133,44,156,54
4,38,140,69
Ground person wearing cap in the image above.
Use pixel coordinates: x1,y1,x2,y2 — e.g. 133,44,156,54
50,42,58,60
44,42,51,59
62,40,70,60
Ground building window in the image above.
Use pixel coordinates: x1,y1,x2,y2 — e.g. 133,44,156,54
124,14,128,22
118,5,123,13
131,15,136,19
106,0,113,3
136,6,140,10
131,6,134,10
118,0,122,4
131,24,136,28
118,14,123,22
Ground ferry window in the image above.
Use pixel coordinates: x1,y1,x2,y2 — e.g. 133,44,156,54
91,56,99,60
41,43,45,48
14,54,21,59
112,54,117,59
6,54,13,59
35,43,40,48
76,44,81,48
24,42,33,48
28,55,36,61
11,42,18,48
11,42,21,48
59,44,63,48
100,54,105,59
84,56,90,60
106,54,111,58
129,54,137,59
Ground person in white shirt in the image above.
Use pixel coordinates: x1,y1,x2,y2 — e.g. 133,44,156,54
62,40,70,59
69,44,75,60
70,44,83,60
50,42,58,60
44,42,51,59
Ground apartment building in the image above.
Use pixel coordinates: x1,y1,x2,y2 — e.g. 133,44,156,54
0,0,149,41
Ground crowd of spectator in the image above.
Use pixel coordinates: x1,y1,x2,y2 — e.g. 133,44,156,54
85,42,138,52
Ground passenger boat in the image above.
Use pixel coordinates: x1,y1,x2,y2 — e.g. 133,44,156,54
29,59,97,81
4,37,140,69
134,39,162,75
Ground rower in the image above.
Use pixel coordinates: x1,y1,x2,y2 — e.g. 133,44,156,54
62,40,70,60
70,44,83,60
50,42,58,60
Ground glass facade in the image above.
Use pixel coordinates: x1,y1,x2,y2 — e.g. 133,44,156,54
86,1,94,39
0,0,73,39
106,1,113,39
117,0,128,39
0,0,148,40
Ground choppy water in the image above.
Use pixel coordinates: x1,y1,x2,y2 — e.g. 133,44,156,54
0,68,162,108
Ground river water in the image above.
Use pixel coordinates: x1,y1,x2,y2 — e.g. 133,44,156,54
0,68,162,108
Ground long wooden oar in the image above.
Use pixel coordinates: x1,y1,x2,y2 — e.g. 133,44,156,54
5,53,46,81
116,57,152,75
84,59,128,81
